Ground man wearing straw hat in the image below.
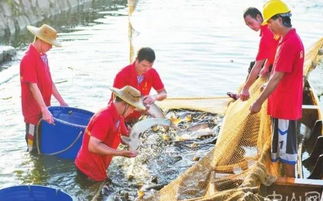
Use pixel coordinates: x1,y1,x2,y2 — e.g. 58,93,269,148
75,85,145,182
250,0,304,177
20,24,68,152
112,47,167,123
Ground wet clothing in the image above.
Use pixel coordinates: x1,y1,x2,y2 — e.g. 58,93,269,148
256,24,279,66
20,45,53,124
75,103,128,181
113,62,164,122
271,118,298,165
268,29,304,120
25,123,38,152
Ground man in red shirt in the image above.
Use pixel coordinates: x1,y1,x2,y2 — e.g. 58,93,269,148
227,7,279,100
250,0,304,177
239,7,280,101
113,47,167,123
75,86,145,181
20,24,68,152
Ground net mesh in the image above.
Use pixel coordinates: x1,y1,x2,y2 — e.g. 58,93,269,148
157,97,231,115
137,38,323,201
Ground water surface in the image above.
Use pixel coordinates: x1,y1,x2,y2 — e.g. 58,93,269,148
0,0,323,200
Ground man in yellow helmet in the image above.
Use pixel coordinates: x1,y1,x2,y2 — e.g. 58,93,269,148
250,0,304,177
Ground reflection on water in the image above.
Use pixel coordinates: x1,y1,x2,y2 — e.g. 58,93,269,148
0,0,323,200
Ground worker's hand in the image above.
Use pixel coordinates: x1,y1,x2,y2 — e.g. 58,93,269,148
249,101,262,114
41,107,54,124
260,83,268,91
122,150,138,158
239,88,250,101
143,95,156,105
60,101,68,107
259,66,270,78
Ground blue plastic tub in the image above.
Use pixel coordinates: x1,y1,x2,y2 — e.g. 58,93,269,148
0,185,73,201
40,106,94,160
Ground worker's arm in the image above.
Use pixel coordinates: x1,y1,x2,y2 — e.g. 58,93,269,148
240,59,266,101
88,136,137,158
143,88,167,105
259,60,271,77
250,72,284,114
29,83,54,124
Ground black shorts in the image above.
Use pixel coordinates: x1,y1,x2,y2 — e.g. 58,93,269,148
271,118,298,165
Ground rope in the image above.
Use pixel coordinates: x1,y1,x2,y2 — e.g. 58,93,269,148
35,119,84,156
36,119,42,154
46,130,83,156
163,96,229,100
90,182,105,201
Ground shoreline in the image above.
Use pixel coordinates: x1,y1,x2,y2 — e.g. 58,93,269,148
0,0,95,64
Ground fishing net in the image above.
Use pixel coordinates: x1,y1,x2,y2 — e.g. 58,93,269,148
137,38,323,201
139,78,275,201
157,97,231,115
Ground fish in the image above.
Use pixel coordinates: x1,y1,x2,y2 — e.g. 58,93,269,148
141,183,167,191
173,123,217,146
121,115,216,150
178,123,214,139
121,118,172,151
186,123,209,132
146,103,165,118
102,192,117,201
177,127,214,140
169,113,192,125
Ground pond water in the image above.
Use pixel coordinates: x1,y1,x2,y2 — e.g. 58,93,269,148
0,0,323,200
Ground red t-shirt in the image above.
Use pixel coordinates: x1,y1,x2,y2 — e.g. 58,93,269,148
112,63,164,121
268,29,304,120
75,103,128,181
20,45,53,124
256,24,279,66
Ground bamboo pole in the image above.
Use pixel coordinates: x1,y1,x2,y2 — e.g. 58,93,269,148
128,0,137,63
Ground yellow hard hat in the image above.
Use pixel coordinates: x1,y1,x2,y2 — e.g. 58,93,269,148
262,0,290,25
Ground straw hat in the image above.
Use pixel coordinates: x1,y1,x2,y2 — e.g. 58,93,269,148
110,86,146,111
27,24,62,47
